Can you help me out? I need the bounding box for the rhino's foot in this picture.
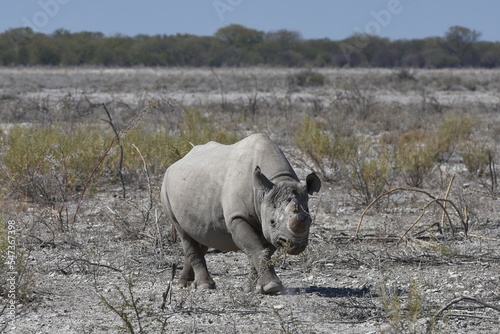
[255,281,283,295]
[192,279,216,290]
[178,279,216,290]
[177,279,193,288]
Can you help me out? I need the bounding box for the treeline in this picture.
[1,24,499,68]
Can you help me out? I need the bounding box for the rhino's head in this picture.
[254,166,321,255]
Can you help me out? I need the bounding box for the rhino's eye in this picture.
[270,219,276,226]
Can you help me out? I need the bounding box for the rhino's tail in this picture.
[170,223,178,242]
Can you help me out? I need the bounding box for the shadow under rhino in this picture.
[281,286,374,298]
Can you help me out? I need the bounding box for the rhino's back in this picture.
[162,134,297,250]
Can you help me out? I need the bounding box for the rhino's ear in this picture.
[306,172,321,195]
[254,166,274,192]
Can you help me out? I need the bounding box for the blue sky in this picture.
[1,0,499,41]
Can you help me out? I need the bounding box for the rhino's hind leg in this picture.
[178,255,194,288]
[178,233,216,290]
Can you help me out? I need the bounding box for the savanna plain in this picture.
[1,67,500,333]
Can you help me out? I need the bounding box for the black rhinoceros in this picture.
[160,133,321,294]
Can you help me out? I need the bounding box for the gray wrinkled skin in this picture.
[161,133,321,294]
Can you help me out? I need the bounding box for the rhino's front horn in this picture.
[288,214,310,236]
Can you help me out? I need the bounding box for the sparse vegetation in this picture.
[395,129,438,188]
[0,107,237,204]
[435,114,476,161]
[1,67,499,333]
[3,124,108,203]
[379,279,424,334]
[98,275,154,334]
[461,141,491,177]
[287,69,326,88]
[347,139,393,205]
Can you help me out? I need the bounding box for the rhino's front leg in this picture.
[229,218,282,294]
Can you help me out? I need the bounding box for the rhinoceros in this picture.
[160,133,321,294]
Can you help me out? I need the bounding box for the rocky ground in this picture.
[1,67,500,333]
[3,165,500,333]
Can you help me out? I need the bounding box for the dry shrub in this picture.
[287,69,325,88]
[295,115,331,161]
[295,114,356,180]
[3,124,108,202]
[332,79,377,121]
[435,114,476,161]
[1,109,237,203]
[461,142,498,193]
[461,141,492,177]
[396,129,437,188]
[347,140,393,205]
[120,109,238,179]
[296,115,392,204]
[380,279,424,334]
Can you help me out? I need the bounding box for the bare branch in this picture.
[430,296,500,330]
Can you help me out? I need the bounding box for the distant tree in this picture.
[259,29,303,66]
[361,36,392,66]
[213,25,265,66]
[477,42,500,68]
[301,39,339,66]
[28,35,61,65]
[398,39,426,68]
[0,24,497,68]
[0,28,33,65]
[214,24,264,47]
[444,26,481,66]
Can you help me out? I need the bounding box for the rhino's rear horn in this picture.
[286,199,300,213]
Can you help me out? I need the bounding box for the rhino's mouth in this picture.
[276,237,308,255]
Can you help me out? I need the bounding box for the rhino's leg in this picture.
[178,255,194,288]
[178,233,216,290]
[229,219,283,294]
